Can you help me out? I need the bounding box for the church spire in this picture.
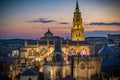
[75,0,80,13]
[24,40,28,47]
[71,0,84,41]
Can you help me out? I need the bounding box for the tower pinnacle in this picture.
[75,0,80,13]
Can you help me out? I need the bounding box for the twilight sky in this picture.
[0,0,120,39]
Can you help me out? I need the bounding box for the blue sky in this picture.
[0,0,120,39]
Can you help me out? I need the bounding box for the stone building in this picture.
[44,41,71,80]
[20,0,101,80]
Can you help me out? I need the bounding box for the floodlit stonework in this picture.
[20,0,101,80]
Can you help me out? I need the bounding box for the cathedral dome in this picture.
[98,44,114,55]
[44,29,53,37]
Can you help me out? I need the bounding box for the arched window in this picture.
[76,32,80,37]
[29,49,36,56]
[80,48,87,56]
[29,50,32,56]
[33,50,36,56]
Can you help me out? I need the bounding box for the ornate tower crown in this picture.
[71,0,84,41]
[75,0,80,13]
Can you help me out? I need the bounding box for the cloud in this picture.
[85,30,120,37]
[41,26,71,29]
[88,22,120,26]
[60,22,69,24]
[26,18,56,23]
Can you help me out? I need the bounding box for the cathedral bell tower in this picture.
[71,0,84,41]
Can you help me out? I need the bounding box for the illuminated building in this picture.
[71,0,84,41]
[12,50,19,57]
[44,41,71,80]
[20,0,101,80]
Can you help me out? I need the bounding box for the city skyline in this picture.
[0,0,120,39]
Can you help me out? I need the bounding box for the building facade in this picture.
[20,0,101,80]
[44,41,71,80]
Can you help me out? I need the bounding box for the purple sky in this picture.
[0,0,120,39]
